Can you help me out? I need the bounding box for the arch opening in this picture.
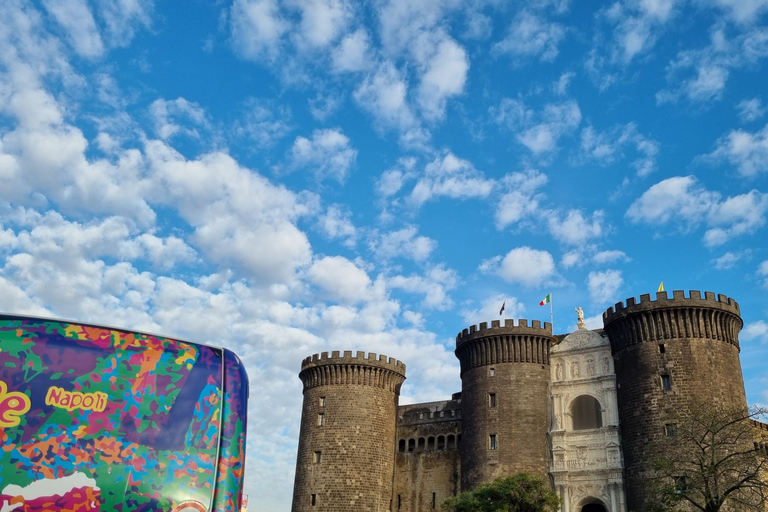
[581,503,607,512]
[571,395,602,430]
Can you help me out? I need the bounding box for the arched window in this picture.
[418,437,426,451]
[427,436,435,450]
[447,434,455,449]
[399,439,406,453]
[437,435,445,450]
[571,395,602,430]
[408,439,415,452]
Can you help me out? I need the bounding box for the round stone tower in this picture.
[603,290,746,512]
[291,350,406,512]
[455,319,553,490]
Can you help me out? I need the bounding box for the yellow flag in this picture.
[658,280,664,292]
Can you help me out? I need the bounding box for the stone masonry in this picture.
[291,351,406,512]
[291,290,760,512]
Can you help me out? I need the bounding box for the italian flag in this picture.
[539,293,551,306]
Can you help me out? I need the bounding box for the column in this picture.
[561,485,569,512]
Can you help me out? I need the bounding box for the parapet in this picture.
[298,350,406,393]
[603,290,740,325]
[456,318,553,348]
[300,350,405,374]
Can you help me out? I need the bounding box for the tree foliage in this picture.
[441,472,560,512]
[646,403,768,512]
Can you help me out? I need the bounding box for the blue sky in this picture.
[1,0,768,510]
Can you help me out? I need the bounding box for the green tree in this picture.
[647,403,768,512]
[441,472,560,512]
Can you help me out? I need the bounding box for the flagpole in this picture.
[550,292,554,334]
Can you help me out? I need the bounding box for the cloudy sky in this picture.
[1,0,768,509]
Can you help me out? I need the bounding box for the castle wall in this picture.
[291,351,406,512]
[455,319,553,490]
[393,400,462,512]
[604,291,747,512]
[290,289,754,512]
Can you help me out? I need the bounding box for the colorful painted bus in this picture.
[0,314,248,512]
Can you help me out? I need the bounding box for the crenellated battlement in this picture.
[456,318,553,347]
[603,290,743,353]
[301,350,406,373]
[298,350,406,393]
[455,319,553,372]
[603,290,740,324]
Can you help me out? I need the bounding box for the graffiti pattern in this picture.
[0,317,247,512]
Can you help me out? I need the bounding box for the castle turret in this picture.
[603,290,746,512]
[455,319,553,490]
[291,350,406,512]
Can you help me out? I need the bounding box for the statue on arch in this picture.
[575,306,585,329]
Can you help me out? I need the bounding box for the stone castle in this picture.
[290,290,754,512]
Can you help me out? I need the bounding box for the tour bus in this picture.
[0,314,248,512]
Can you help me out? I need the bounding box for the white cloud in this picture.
[601,0,680,64]
[461,295,526,327]
[494,10,566,62]
[230,0,289,61]
[741,320,768,343]
[332,28,372,72]
[376,158,417,199]
[235,100,292,147]
[706,123,768,177]
[561,247,629,269]
[481,246,556,287]
[354,61,416,133]
[736,98,767,122]
[587,269,623,304]
[316,205,357,247]
[371,226,436,262]
[463,8,492,40]
[286,128,357,182]
[593,250,629,264]
[517,101,582,154]
[495,169,548,229]
[561,250,581,269]
[307,256,372,303]
[94,0,153,48]
[289,0,351,49]
[691,65,730,102]
[759,260,768,288]
[374,1,471,124]
[42,0,104,58]
[548,209,606,246]
[627,176,768,246]
[377,0,454,56]
[417,36,469,120]
[579,122,659,176]
[627,176,716,225]
[491,98,534,130]
[709,0,768,24]
[657,27,768,105]
[409,152,494,207]
[308,92,342,121]
[147,143,315,284]
[712,251,743,270]
[704,190,768,246]
[149,98,208,140]
[553,72,575,95]
[0,56,156,226]
[388,265,458,310]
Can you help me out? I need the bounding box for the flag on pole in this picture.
[539,293,551,306]
[499,301,506,315]
[658,280,664,292]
